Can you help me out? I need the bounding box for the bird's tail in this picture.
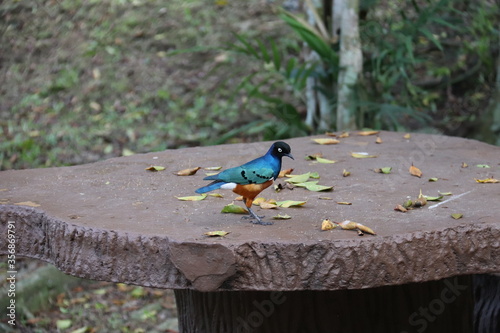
[195,180,224,194]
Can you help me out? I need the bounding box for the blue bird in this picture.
[196,141,294,225]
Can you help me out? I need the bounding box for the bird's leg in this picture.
[242,198,272,225]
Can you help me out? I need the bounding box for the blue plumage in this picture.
[195,141,293,194]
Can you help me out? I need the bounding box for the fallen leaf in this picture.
[56,319,72,330]
[409,164,423,178]
[221,203,248,214]
[451,213,463,220]
[374,167,392,174]
[204,230,230,237]
[145,165,165,171]
[294,181,333,192]
[428,177,439,182]
[413,190,427,207]
[439,191,452,196]
[474,178,499,183]
[403,199,413,208]
[319,197,333,200]
[312,138,340,145]
[337,201,352,205]
[476,164,491,168]
[375,136,383,144]
[325,132,337,137]
[337,220,357,230]
[461,162,468,168]
[403,133,411,139]
[315,157,337,164]
[204,166,222,171]
[285,172,311,183]
[305,153,323,160]
[260,201,278,209]
[342,169,351,177]
[321,219,336,231]
[339,132,350,138]
[253,197,266,205]
[357,130,379,136]
[14,201,41,207]
[209,193,224,198]
[204,172,219,176]
[394,204,408,212]
[356,223,376,235]
[273,214,292,220]
[310,172,320,179]
[176,194,207,201]
[278,168,294,177]
[424,195,443,201]
[175,166,201,176]
[276,200,307,208]
[351,152,377,158]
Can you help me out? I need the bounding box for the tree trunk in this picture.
[336,0,362,131]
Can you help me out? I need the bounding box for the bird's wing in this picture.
[218,166,274,185]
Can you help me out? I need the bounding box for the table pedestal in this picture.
[175,275,474,333]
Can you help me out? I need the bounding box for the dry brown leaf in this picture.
[339,132,350,138]
[278,168,294,178]
[375,136,383,144]
[325,132,337,137]
[409,164,422,178]
[337,220,358,230]
[461,162,468,168]
[14,201,41,207]
[337,201,352,205]
[342,169,351,177]
[356,223,376,235]
[321,219,336,231]
[357,130,379,136]
[145,165,165,172]
[312,138,340,145]
[394,204,408,212]
[175,166,201,176]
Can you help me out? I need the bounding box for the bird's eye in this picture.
[278,148,282,153]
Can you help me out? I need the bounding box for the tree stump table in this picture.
[1,132,499,332]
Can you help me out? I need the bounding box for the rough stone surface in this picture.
[1,132,499,292]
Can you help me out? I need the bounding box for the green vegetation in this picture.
[1,0,498,172]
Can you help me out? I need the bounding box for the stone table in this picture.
[1,132,499,332]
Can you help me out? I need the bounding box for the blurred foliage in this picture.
[0,0,498,170]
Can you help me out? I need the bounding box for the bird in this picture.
[196,141,294,225]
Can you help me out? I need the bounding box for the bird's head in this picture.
[271,141,294,160]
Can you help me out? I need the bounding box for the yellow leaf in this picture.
[253,197,266,205]
[14,201,41,207]
[338,220,357,230]
[175,167,201,176]
[260,201,278,209]
[357,130,379,136]
[209,193,224,198]
[221,203,248,214]
[312,138,340,145]
[339,132,350,138]
[342,169,351,177]
[176,194,207,201]
[315,157,337,164]
[321,219,336,231]
[461,162,468,168]
[319,197,333,200]
[375,136,383,144]
[204,230,230,237]
[278,168,294,178]
[305,153,323,160]
[336,201,352,205]
[451,213,463,220]
[475,178,499,183]
[273,214,292,220]
[351,152,377,158]
[356,223,376,235]
[145,165,165,171]
[403,133,411,139]
[409,164,423,178]
[276,200,307,208]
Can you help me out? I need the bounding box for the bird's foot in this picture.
[243,208,273,226]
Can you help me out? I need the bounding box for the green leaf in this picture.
[424,195,443,201]
[380,167,392,174]
[315,157,337,164]
[310,172,320,179]
[285,172,311,183]
[273,214,292,220]
[428,177,439,182]
[57,319,72,330]
[276,200,307,208]
[221,203,248,214]
[476,164,491,168]
[451,213,463,220]
[204,230,230,237]
[145,165,165,171]
[176,194,207,201]
[70,327,89,333]
[304,183,333,192]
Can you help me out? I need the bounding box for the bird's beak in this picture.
[287,153,294,160]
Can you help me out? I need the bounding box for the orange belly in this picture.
[233,180,274,208]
